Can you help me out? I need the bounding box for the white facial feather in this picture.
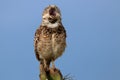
[43,14,49,19]
[42,20,59,28]
[48,23,59,28]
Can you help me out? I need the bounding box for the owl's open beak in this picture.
[49,8,56,16]
[48,7,59,23]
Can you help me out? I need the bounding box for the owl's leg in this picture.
[52,60,56,69]
[40,62,49,80]
[39,59,46,78]
[43,59,50,71]
[40,59,44,71]
[40,62,44,74]
[43,59,47,71]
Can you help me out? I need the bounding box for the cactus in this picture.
[40,68,63,80]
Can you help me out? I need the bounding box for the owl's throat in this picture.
[48,18,57,24]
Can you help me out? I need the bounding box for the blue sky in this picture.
[0,0,120,80]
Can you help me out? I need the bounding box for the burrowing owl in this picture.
[34,5,66,70]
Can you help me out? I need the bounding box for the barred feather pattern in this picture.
[34,23,66,68]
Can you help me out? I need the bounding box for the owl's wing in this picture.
[34,26,41,61]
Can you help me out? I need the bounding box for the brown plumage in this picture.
[34,5,66,70]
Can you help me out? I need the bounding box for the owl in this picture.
[34,5,66,71]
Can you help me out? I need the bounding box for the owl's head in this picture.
[42,5,61,27]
